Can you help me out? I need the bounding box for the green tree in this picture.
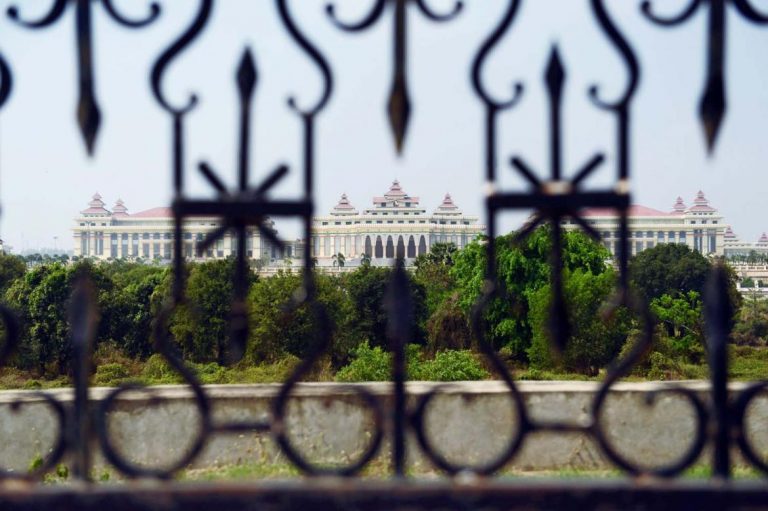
[733,296,768,346]
[649,291,704,363]
[5,261,115,375]
[414,242,457,316]
[170,259,255,364]
[420,242,457,266]
[247,271,354,365]
[527,268,628,375]
[452,226,609,358]
[342,265,427,354]
[107,264,167,358]
[425,292,470,354]
[0,253,26,295]
[332,252,345,269]
[629,244,710,301]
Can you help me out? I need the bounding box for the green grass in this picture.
[178,462,764,481]
[3,346,768,390]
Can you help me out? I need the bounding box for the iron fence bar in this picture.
[641,0,768,153]
[0,0,764,494]
[1,480,768,511]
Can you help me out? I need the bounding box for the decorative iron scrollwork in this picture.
[6,0,162,155]
[641,0,768,153]
[0,0,766,487]
[325,0,463,154]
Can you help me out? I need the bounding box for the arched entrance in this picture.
[396,236,405,259]
[386,236,394,258]
[375,236,383,258]
[407,235,416,258]
[365,236,373,257]
[418,235,427,256]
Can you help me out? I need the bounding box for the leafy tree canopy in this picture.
[451,226,610,358]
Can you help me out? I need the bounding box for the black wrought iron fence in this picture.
[0,0,767,509]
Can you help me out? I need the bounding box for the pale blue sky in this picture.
[0,0,767,252]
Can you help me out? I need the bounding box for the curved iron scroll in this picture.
[6,0,163,155]
[0,0,767,484]
[454,0,713,478]
[641,0,768,154]
[325,0,462,154]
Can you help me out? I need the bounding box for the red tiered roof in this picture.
[333,193,356,211]
[687,190,717,212]
[131,207,173,218]
[436,193,459,211]
[581,205,672,217]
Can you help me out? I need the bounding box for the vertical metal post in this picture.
[705,264,733,480]
[69,276,98,481]
[386,258,411,477]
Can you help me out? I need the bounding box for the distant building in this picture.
[72,193,290,261]
[311,180,485,267]
[564,191,729,257]
[723,227,768,259]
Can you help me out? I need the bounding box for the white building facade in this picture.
[311,181,485,267]
[72,193,285,261]
[564,191,728,257]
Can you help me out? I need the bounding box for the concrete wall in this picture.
[0,381,766,475]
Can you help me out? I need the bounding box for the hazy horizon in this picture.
[1,1,766,253]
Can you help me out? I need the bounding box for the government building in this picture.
[565,191,729,257]
[310,180,485,267]
[72,193,288,262]
[72,181,486,268]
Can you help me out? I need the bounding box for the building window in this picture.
[657,231,664,240]
[668,231,675,240]
[636,231,644,238]
[679,231,687,242]
[645,231,653,237]
[635,241,643,254]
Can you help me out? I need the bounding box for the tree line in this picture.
[0,226,755,382]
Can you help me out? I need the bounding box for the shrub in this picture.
[416,350,488,381]
[140,354,183,384]
[93,363,131,386]
[425,293,471,354]
[335,342,425,382]
[191,362,228,384]
[235,356,302,383]
[336,342,487,382]
[335,342,390,382]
